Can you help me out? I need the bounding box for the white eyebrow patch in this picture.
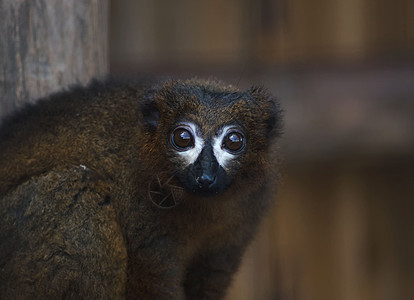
[177,122,204,166]
[212,126,237,170]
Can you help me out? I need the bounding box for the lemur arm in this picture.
[183,244,245,300]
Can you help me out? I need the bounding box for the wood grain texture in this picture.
[0,0,108,118]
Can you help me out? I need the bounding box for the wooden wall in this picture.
[226,159,414,300]
[0,0,108,118]
[110,0,414,70]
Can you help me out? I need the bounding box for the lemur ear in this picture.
[141,92,160,130]
[249,86,283,138]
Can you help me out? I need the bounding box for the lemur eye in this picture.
[171,127,194,150]
[222,131,245,153]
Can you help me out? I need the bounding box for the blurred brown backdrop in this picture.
[109,1,414,299]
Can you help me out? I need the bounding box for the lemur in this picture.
[0,77,282,299]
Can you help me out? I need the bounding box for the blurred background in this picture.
[1,1,413,299]
[109,1,414,299]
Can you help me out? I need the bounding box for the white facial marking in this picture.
[177,122,204,166]
[212,126,237,170]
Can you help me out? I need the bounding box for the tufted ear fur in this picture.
[249,86,283,139]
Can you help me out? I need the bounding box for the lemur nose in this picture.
[196,174,217,189]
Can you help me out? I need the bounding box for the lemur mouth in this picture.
[148,173,184,209]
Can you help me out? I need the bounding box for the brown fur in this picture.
[0,78,282,299]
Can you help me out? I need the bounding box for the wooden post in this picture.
[0,0,109,119]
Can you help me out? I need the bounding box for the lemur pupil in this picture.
[172,128,193,149]
[225,132,244,152]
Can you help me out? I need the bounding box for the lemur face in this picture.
[169,121,246,196]
[142,79,281,198]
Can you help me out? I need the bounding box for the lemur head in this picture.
[141,79,282,199]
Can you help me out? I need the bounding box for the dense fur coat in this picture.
[0,78,282,299]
